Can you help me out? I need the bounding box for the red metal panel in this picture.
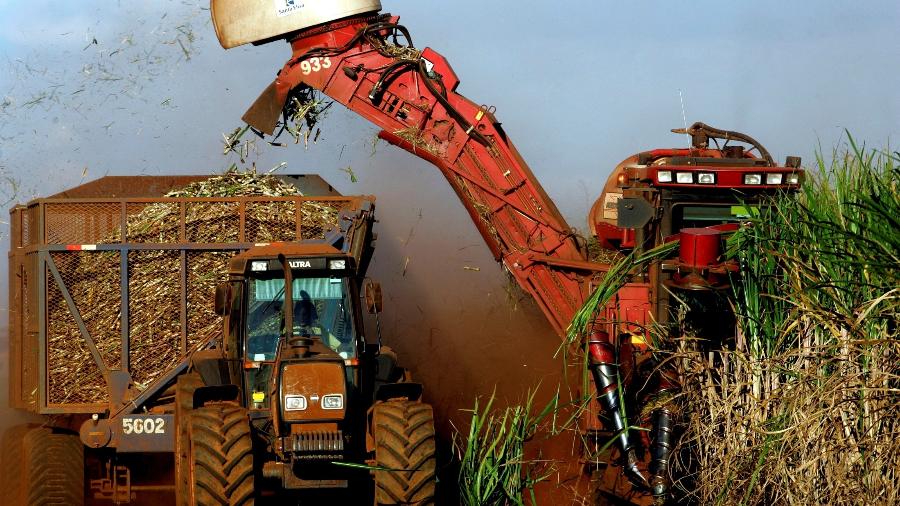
[678,228,722,268]
[616,283,652,338]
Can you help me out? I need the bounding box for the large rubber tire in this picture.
[188,402,255,506]
[176,372,205,506]
[1,423,37,506]
[22,427,84,506]
[373,399,437,505]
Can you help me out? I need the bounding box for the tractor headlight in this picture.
[743,174,763,185]
[766,173,784,185]
[657,170,673,183]
[697,173,715,184]
[786,173,800,185]
[676,172,693,184]
[284,395,307,411]
[321,394,343,410]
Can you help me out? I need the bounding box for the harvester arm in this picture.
[248,15,593,336]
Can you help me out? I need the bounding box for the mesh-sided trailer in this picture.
[4,175,375,502]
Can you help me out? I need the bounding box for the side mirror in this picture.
[214,283,232,316]
[364,281,383,314]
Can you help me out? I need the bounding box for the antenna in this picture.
[678,89,689,147]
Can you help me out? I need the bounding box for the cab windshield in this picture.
[673,203,761,230]
[246,276,357,361]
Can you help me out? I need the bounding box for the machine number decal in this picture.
[122,417,166,435]
[300,57,332,75]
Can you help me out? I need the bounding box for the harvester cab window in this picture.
[673,204,760,230]
[247,276,357,361]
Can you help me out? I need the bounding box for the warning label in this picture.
[603,192,622,220]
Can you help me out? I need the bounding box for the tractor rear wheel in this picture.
[22,427,84,506]
[1,423,37,506]
[188,402,255,506]
[373,399,437,505]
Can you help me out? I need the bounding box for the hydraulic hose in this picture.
[588,338,649,489]
[649,407,674,501]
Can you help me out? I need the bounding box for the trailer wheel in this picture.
[1,424,37,506]
[373,399,437,505]
[188,402,255,506]
[176,372,204,506]
[21,427,84,506]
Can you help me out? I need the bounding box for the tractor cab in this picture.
[197,198,435,500]
[215,242,384,489]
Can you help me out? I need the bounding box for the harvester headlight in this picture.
[766,173,784,185]
[321,394,344,410]
[657,170,673,183]
[284,395,307,411]
[697,173,715,184]
[676,172,693,184]
[743,174,763,185]
[251,261,268,272]
[786,173,800,185]
[328,259,346,270]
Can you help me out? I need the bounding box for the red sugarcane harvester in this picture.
[211,1,803,501]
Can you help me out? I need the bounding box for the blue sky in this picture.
[1,0,899,427]
[2,1,897,217]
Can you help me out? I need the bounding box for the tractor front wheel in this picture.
[372,399,437,505]
[188,402,255,506]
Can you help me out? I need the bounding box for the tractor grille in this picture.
[287,430,345,460]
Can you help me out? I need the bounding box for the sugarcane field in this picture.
[1,1,898,505]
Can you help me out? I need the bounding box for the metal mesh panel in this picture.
[300,200,350,240]
[47,261,109,405]
[185,202,240,243]
[20,208,29,247]
[20,205,39,246]
[21,253,38,409]
[45,202,122,245]
[128,250,182,389]
[186,251,233,350]
[125,202,181,243]
[22,255,33,334]
[245,200,298,242]
[51,251,123,370]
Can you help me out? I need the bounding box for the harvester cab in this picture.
[591,122,803,320]
[592,121,803,255]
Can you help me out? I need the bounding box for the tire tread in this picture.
[373,399,437,505]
